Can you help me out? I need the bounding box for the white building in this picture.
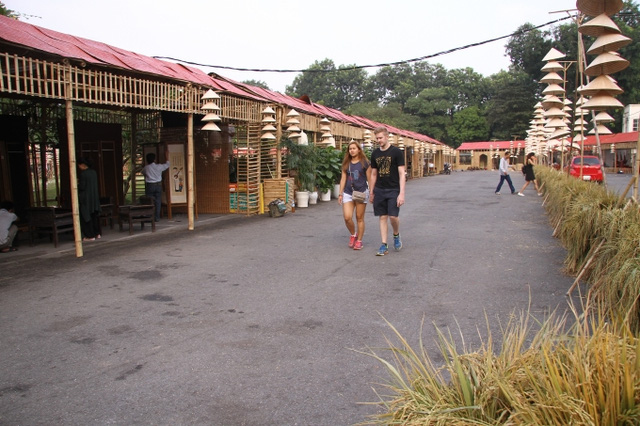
[622,104,640,132]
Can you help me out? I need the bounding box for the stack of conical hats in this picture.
[577,0,629,136]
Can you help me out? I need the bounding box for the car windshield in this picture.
[573,157,600,166]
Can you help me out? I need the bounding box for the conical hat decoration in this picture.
[577,74,623,96]
[581,92,624,110]
[572,133,586,142]
[540,72,565,84]
[578,13,621,37]
[550,127,571,139]
[545,117,568,128]
[541,61,564,72]
[587,32,632,55]
[543,107,567,118]
[584,51,630,76]
[594,111,615,122]
[542,84,566,95]
[576,0,623,17]
[541,95,564,109]
[542,47,566,62]
[589,124,613,134]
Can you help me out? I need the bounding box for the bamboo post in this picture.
[187,113,194,230]
[64,61,83,257]
[66,99,83,257]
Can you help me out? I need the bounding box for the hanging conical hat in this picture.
[594,111,615,122]
[540,72,565,84]
[577,74,623,96]
[545,117,568,128]
[541,95,564,108]
[541,61,564,72]
[578,13,621,36]
[550,127,571,139]
[542,84,566,95]
[581,92,624,110]
[542,48,566,62]
[201,89,220,101]
[587,32,632,55]
[584,52,629,76]
[543,107,568,118]
[576,0,623,17]
[589,124,613,134]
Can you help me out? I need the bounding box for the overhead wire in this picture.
[154,15,576,74]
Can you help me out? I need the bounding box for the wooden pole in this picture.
[66,99,83,257]
[187,113,194,231]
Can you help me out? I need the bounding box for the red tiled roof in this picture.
[581,131,638,145]
[0,15,216,86]
[0,15,445,143]
[458,141,525,151]
[458,132,638,151]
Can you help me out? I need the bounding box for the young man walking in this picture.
[370,127,406,256]
[495,151,516,195]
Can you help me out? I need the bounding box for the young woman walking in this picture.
[338,141,372,250]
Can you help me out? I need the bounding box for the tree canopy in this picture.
[283,2,640,147]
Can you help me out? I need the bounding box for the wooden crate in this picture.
[263,178,294,212]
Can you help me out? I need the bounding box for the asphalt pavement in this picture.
[0,170,603,425]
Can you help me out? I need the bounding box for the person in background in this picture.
[142,151,170,222]
[0,200,19,253]
[338,140,372,251]
[370,127,406,256]
[518,152,542,196]
[495,151,516,195]
[77,157,102,241]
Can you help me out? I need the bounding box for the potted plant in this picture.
[316,146,343,201]
[281,138,316,208]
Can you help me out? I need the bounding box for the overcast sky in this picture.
[10,0,577,93]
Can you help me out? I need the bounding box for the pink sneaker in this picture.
[348,234,357,248]
[353,240,363,250]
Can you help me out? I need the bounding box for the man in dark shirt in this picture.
[369,127,406,256]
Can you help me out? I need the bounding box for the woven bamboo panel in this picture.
[263,178,294,211]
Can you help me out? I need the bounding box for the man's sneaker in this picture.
[393,234,402,251]
[495,192,500,195]
[348,234,357,248]
[376,243,389,256]
[353,240,363,250]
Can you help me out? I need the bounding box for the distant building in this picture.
[622,105,640,133]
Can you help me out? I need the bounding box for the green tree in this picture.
[405,86,456,143]
[345,101,420,132]
[484,70,538,141]
[448,106,489,146]
[506,23,553,83]
[242,79,270,90]
[285,59,372,110]
[0,2,18,18]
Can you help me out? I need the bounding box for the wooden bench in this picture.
[28,207,74,248]
[118,204,155,235]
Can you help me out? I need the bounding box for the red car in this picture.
[568,155,603,182]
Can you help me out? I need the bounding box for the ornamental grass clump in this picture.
[360,310,640,425]
[536,167,640,332]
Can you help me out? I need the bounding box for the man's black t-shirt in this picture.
[370,145,404,190]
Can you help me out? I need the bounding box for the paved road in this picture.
[1,170,577,425]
